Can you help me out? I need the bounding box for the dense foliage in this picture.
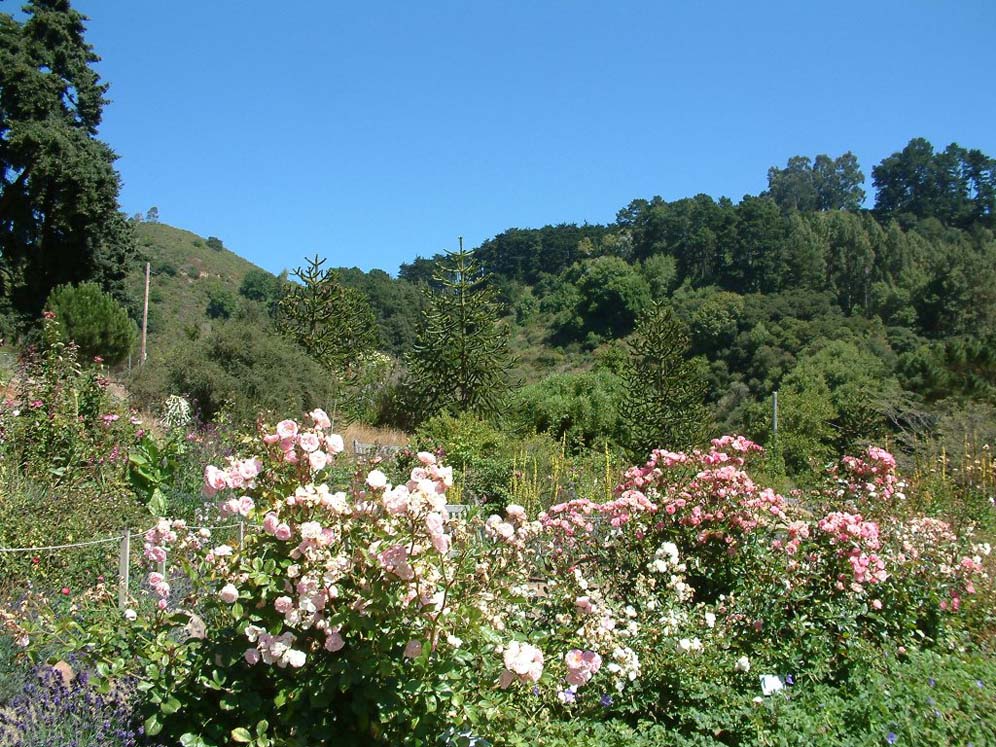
[46,282,137,365]
[0,0,135,325]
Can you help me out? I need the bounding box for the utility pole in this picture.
[140,262,150,365]
[772,390,779,441]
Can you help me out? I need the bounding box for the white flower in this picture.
[735,655,750,673]
[285,649,307,668]
[705,611,716,628]
[124,608,137,621]
[219,583,239,604]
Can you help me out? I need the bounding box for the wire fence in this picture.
[0,522,248,610]
[0,507,473,611]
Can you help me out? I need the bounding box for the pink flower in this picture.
[403,640,423,659]
[262,433,280,445]
[237,495,255,516]
[378,544,414,580]
[244,648,261,665]
[325,434,345,454]
[274,596,294,614]
[298,432,320,453]
[383,485,411,515]
[310,408,331,429]
[219,583,239,604]
[237,458,261,480]
[501,641,544,685]
[204,465,230,495]
[276,419,299,440]
[263,513,279,535]
[325,630,345,652]
[274,523,292,541]
[308,450,329,471]
[506,503,527,521]
[417,451,437,466]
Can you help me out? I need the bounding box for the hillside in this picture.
[123,222,273,361]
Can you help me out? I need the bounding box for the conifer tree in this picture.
[621,301,708,458]
[276,255,378,422]
[401,241,514,425]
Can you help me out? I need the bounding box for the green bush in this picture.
[507,369,624,450]
[45,283,137,365]
[161,310,337,422]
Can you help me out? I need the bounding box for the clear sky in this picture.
[10,0,996,276]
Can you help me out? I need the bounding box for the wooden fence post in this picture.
[118,529,130,610]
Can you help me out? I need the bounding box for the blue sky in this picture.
[13,0,996,275]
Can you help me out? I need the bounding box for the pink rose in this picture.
[403,640,423,659]
[276,419,299,440]
[263,512,279,535]
[275,523,292,541]
[325,630,345,652]
[244,648,261,665]
[308,450,329,471]
[262,433,280,446]
[309,408,332,429]
[325,434,344,454]
[204,465,230,495]
[274,596,294,614]
[417,451,437,466]
[298,432,320,453]
[238,495,255,516]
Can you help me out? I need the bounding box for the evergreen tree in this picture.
[45,281,136,364]
[277,255,378,373]
[0,0,135,319]
[401,241,514,425]
[621,301,708,458]
[276,255,379,422]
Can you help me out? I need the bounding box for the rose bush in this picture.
[9,418,994,746]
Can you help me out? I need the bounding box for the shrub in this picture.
[45,283,137,365]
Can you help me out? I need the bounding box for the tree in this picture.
[239,268,284,310]
[0,0,135,319]
[276,255,378,374]
[621,301,708,457]
[205,286,237,320]
[766,152,865,212]
[145,206,159,223]
[872,138,996,228]
[45,281,136,364]
[400,242,515,425]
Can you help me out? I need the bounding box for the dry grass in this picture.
[340,422,410,449]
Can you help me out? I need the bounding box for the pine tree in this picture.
[621,301,708,458]
[401,241,514,425]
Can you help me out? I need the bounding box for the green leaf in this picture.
[256,720,269,736]
[144,714,163,737]
[162,697,182,715]
[231,727,252,743]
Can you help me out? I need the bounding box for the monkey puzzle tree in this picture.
[401,242,515,426]
[277,255,379,422]
[621,301,708,458]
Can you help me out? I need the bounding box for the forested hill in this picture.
[113,137,996,472]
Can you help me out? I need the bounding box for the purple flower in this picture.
[600,693,613,707]
[785,674,794,685]
[886,732,897,745]
[928,677,936,687]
